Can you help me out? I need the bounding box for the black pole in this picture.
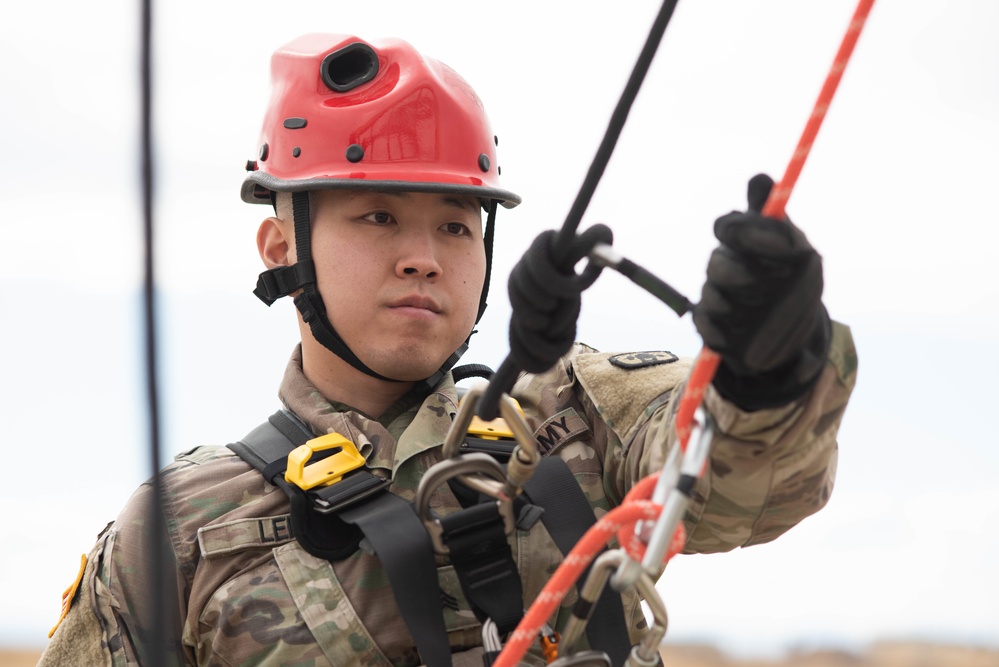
[140,1,167,665]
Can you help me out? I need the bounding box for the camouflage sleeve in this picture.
[682,321,857,551]
[41,466,193,666]
[574,321,858,553]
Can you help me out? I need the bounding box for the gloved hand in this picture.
[693,174,831,411]
[507,224,612,374]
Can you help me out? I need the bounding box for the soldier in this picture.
[39,33,857,667]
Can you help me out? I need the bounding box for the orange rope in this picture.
[675,0,875,454]
[494,477,664,667]
[493,2,876,665]
[763,0,877,219]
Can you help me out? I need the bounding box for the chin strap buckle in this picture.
[254,261,316,306]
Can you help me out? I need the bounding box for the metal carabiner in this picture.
[414,453,517,555]
[639,404,714,575]
[559,550,668,667]
[611,403,715,591]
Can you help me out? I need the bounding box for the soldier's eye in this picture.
[442,222,470,236]
[363,211,393,225]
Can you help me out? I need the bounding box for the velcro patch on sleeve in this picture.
[573,350,692,443]
[48,554,88,638]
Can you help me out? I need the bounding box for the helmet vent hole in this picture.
[321,43,379,93]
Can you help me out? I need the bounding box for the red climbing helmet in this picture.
[241,33,521,208]
[245,34,518,386]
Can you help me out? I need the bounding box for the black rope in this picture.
[607,255,696,317]
[553,0,681,260]
[478,0,681,420]
[140,1,168,665]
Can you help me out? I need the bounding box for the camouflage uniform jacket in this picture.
[40,323,857,667]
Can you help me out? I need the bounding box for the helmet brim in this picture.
[241,172,521,209]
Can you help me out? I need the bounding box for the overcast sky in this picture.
[2,0,998,657]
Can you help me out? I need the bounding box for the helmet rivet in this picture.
[245,160,257,172]
[494,135,499,146]
[283,117,308,130]
[292,147,302,158]
[478,154,490,173]
[346,144,365,163]
[259,143,269,161]
[498,166,502,176]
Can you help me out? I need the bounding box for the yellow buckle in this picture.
[465,397,524,440]
[284,433,365,490]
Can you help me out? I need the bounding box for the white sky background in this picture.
[2,0,997,657]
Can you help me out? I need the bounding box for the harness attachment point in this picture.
[465,395,523,441]
[415,453,516,555]
[285,432,365,490]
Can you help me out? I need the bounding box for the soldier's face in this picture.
[306,190,486,381]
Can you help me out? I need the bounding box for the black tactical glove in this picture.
[693,174,831,411]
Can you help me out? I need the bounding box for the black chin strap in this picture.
[254,191,491,390]
[477,200,497,322]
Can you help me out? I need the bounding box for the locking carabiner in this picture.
[414,453,517,555]
[559,550,668,667]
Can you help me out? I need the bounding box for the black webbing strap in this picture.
[523,458,632,667]
[228,412,452,667]
[438,502,524,634]
[231,411,312,481]
[337,494,453,667]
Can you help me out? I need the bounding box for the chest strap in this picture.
[233,410,632,666]
[228,411,452,667]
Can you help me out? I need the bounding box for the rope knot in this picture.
[507,224,613,373]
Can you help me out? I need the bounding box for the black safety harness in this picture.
[227,392,632,667]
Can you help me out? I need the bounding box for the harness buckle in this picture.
[414,453,516,555]
[466,395,521,440]
[285,432,366,490]
[459,396,525,460]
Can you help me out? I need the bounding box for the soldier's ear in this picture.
[257,216,296,269]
